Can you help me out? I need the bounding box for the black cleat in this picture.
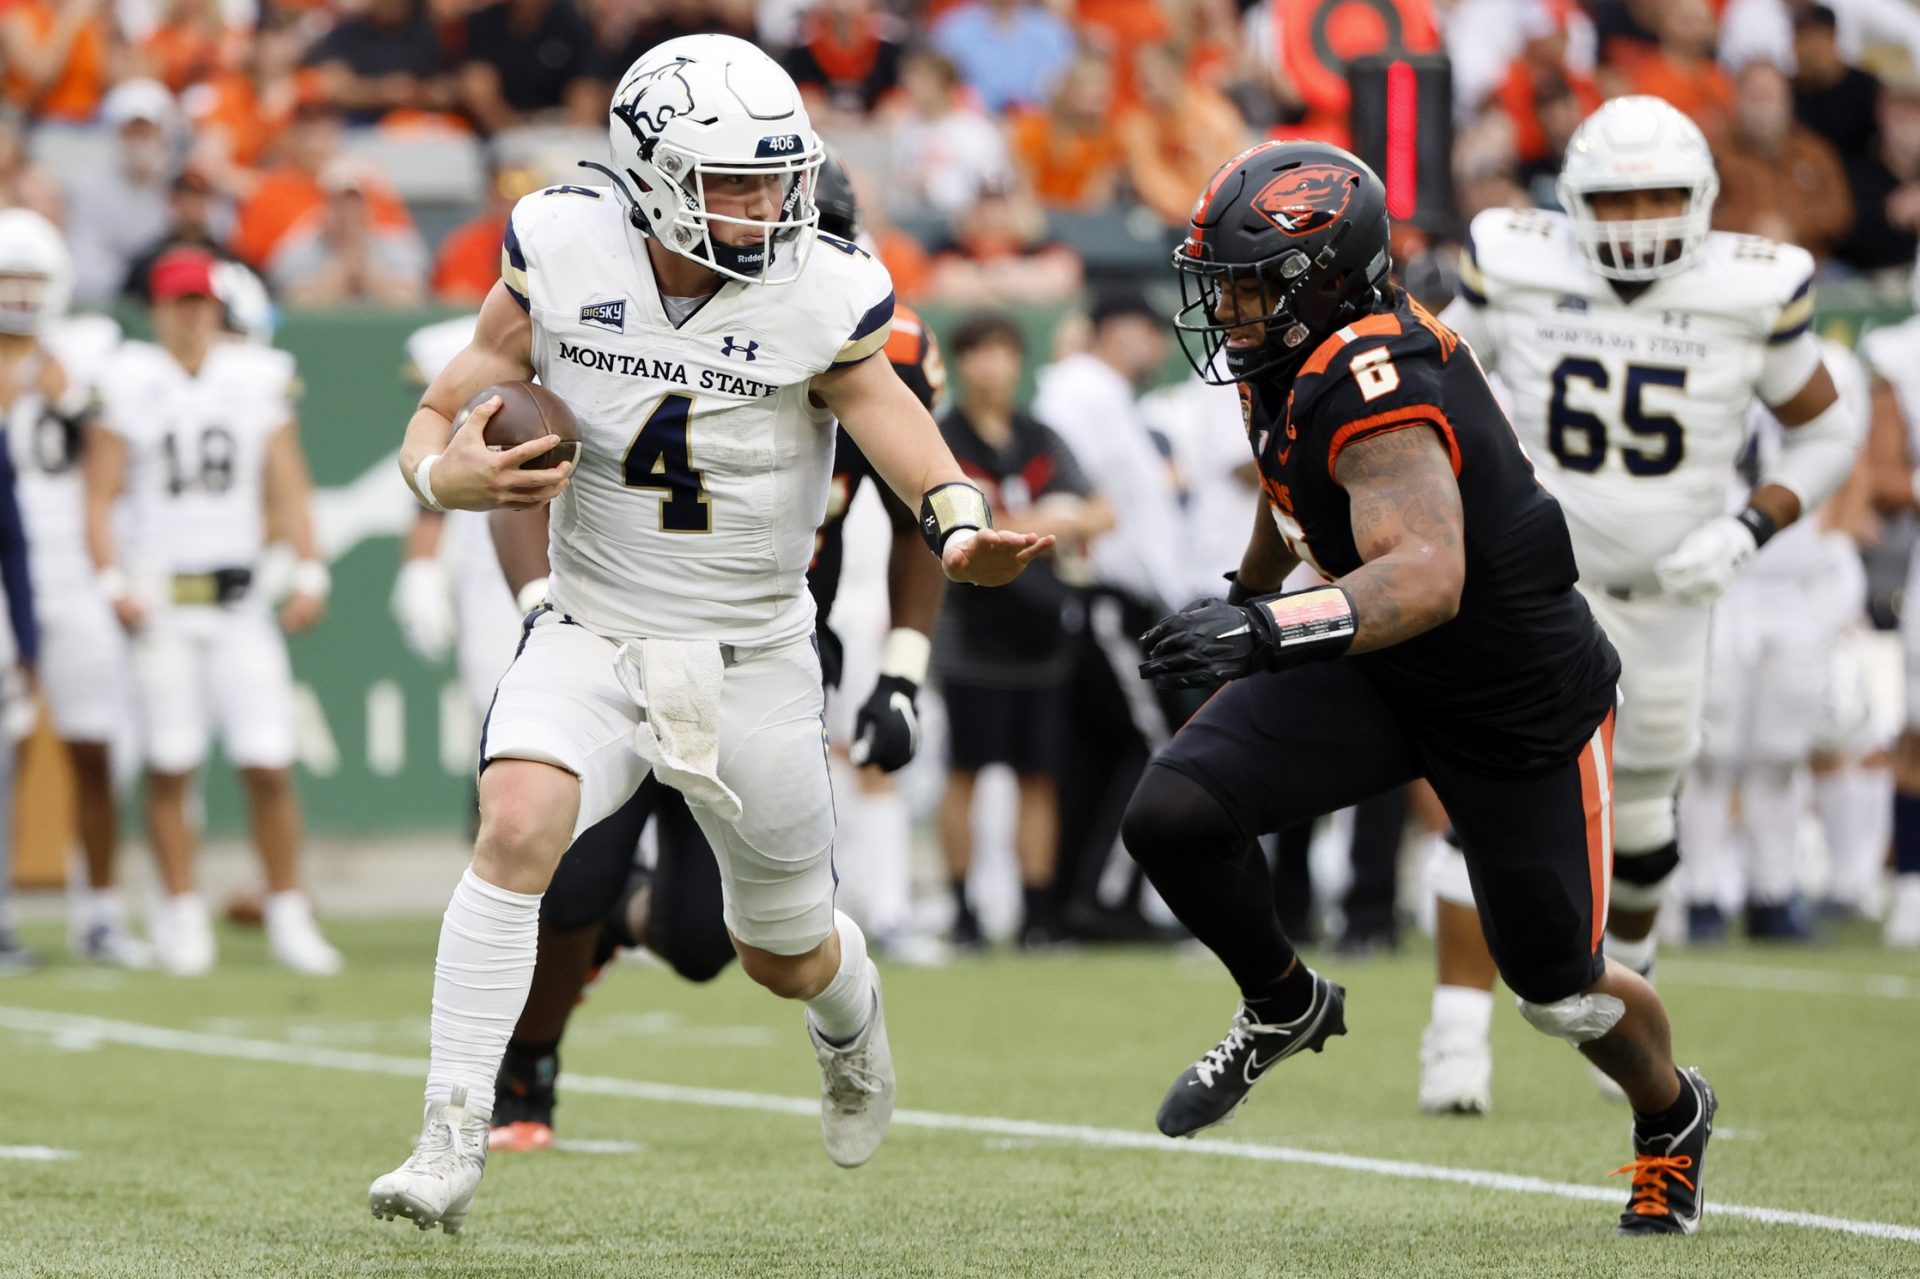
[1614,1067,1716,1236]
[489,1043,558,1152]
[1156,972,1347,1138]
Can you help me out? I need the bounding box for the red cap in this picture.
[150,248,218,302]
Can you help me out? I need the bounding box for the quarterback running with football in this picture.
[370,35,1046,1234]
[1419,97,1861,1112]
[1123,139,1715,1235]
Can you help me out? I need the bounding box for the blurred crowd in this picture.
[0,0,1913,317]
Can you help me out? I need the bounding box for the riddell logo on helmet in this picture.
[1251,166,1357,238]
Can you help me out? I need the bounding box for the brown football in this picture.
[461,381,581,470]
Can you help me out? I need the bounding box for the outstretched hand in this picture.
[941,528,1056,586]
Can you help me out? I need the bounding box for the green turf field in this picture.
[1,917,1916,1278]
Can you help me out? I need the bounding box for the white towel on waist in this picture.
[611,638,742,823]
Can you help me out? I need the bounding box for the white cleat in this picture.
[265,894,344,976]
[1885,875,1920,948]
[369,1086,490,1235]
[151,894,216,977]
[71,917,153,970]
[808,961,896,1168]
[1418,1020,1491,1115]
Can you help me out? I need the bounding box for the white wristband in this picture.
[515,575,549,615]
[413,452,447,513]
[292,559,331,599]
[96,566,129,602]
[878,627,931,686]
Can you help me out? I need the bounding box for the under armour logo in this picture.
[720,336,759,361]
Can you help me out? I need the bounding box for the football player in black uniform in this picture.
[1124,141,1716,1236]
[484,153,946,1151]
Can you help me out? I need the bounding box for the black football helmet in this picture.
[815,149,860,242]
[1172,140,1392,385]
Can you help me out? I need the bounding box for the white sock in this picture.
[424,867,541,1120]
[1678,763,1733,908]
[1741,762,1810,905]
[1818,766,1892,907]
[263,889,312,929]
[805,911,873,1045]
[86,887,127,928]
[1431,984,1493,1036]
[1604,929,1658,977]
[863,789,912,939]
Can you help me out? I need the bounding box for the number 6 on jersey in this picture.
[621,392,711,533]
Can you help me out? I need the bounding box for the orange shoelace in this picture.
[1611,1154,1696,1216]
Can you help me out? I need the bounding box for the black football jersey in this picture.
[808,305,943,620]
[1245,290,1620,774]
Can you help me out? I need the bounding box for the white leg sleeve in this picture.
[1818,764,1892,909]
[425,867,541,1120]
[1678,762,1733,909]
[1740,762,1810,906]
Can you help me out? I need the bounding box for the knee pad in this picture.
[1610,838,1680,912]
[1422,833,1474,908]
[1516,991,1625,1045]
[1612,785,1678,854]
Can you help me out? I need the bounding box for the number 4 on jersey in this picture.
[621,393,712,533]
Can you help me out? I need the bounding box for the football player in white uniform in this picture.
[369,35,1049,1234]
[1682,340,1873,940]
[1861,278,1920,947]
[1420,97,1862,1112]
[0,209,150,967]
[84,247,343,979]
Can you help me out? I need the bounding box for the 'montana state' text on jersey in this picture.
[1248,290,1620,774]
[8,315,119,596]
[502,183,896,646]
[810,303,942,623]
[99,338,299,581]
[1449,208,1822,589]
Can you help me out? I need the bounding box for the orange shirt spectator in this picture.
[0,0,108,122]
[1008,54,1124,212]
[432,165,541,303]
[1714,61,1854,258]
[875,227,931,304]
[1117,45,1248,227]
[1074,0,1168,110]
[137,0,248,93]
[1621,0,1734,138]
[232,109,415,270]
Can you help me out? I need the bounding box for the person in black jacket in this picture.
[932,310,1112,947]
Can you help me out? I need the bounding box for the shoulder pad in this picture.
[1692,233,1816,343]
[798,234,896,369]
[1459,207,1585,304]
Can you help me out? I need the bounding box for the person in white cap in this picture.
[65,78,180,306]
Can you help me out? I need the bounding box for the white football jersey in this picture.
[1447,208,1822,587]
[7,314,120,596]
[99,338,298,580]
[501,183,895,646]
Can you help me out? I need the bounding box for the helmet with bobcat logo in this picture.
[1172,140,1391,385]
[597,33,824,286]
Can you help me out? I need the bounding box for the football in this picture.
[462,381,581,470]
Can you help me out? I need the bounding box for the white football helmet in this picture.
[1556,95,1719,282]
[212,260,276,345]
[592,34,823,286]
[0,208,72,336]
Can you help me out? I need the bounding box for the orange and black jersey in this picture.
[809,303,945,621]
[1245,290,1619,774]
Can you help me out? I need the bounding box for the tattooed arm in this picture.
[1238,492,1300,594]
[1332,426,1465,653]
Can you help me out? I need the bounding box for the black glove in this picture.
[814,624,845,691]
[1137,598,1279,689]
[852,673,920,771]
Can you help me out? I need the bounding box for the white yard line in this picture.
[1,1005,1915,1244]
[1659,962,1920,1001]
[0,1145,78,1161]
